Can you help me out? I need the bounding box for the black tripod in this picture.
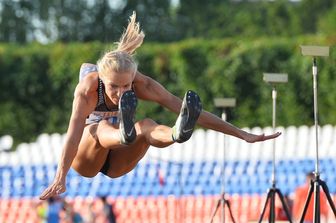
[299,47,336,223]
[210,100,236,223]
[259,182,292,223]
[300,172,336,223]
[210,193,235,223]
[259,74,292,223]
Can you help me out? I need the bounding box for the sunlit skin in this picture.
[39,10,282,201]
[39,66,281,200]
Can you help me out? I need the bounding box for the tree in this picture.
[0,0,33,43]
[120,0,177,42]
[298,0,336,33]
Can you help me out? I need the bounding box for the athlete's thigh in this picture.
[103,121,152,178]
[71,123,112,177]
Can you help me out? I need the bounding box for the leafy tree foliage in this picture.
[1,0,336,146]
[1,36,336,145]
[1,0,336,43]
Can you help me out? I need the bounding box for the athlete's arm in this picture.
[134,71,280,142]
[133,71,182,112]
[40,79,96,200]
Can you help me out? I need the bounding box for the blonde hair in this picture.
[97,11,145,79]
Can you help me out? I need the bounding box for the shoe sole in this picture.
[119,90,137,144]
[175,90,202,142]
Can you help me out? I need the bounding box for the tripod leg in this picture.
[314,181,321,223]
[224,199,236,223]
[210,199,222,223]
[320,179,336,217]
[299,180,314,223]
[275,189,293,223]
[269,189,276,223]
[258,190,272,223]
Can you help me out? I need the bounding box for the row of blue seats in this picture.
[1,159,336,197]
[1,161,335,184]
[2,158,336,176]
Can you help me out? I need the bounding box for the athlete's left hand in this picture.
[39,178,66,200]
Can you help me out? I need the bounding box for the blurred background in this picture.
[1,0,336,222]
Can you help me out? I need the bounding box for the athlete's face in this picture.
[102,71,135,105]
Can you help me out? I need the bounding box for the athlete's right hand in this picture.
[39,179,66,200]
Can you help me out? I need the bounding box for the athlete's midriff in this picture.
[86,110,120,125]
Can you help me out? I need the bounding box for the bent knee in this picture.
[135,118,158,136]
[96,120,117,135]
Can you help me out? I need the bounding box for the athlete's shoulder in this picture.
[80,63,97,70]
[76,72,99,97]
[79,63,98,80]
[133,71,149,85]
